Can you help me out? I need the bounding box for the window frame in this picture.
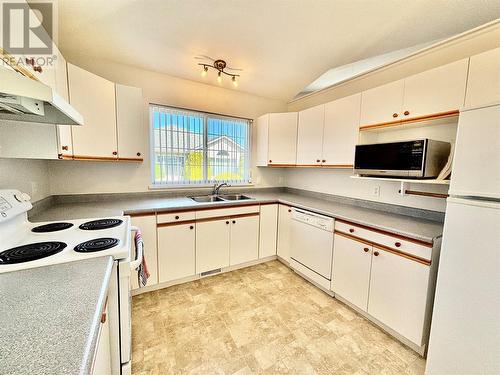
[149,104,253,188]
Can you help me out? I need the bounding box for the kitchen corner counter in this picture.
[30,191,444,243]
[0,256,114,375]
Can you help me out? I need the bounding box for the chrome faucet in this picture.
[212,182,230,195]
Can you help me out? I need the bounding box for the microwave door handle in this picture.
[129,226,143,271]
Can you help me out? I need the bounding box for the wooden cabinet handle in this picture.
[404,111,410,116]
[189,225,194,230]
[175,215,179,220]
[25,57,35,66]
[136,152,141,157]
[288,209,292,213]
[316,159,320,163]
[62,145,69,151]
[269,160,272,163]
[395,242,401,248]
[349,228,355,233]
[232,220,236,224]
[374,251,380,256]
[101,311,107,323]
[112,151,117,155]
[33,66,43,73]
[363,247,370,253]
[226,221,230,224]
[322,159,326,163]
[392,113,398,118]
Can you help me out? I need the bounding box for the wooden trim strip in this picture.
[196,212,260,223]
[72,155,118,161]
[117,157,144,162]
[0,48,38,80]
[335,218,433,247]
[268,164,297,167]
[401,190,449,199]
[359,110,459,131]
[157,219,196,228]
[321,164,353,169]
[335,231,431,266]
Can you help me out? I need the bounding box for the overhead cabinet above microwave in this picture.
[359,59,469,129]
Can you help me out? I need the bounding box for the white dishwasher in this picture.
[289,208,334,290]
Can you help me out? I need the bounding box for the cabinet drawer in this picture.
[157,211,196,224]
[195,205,260,219]
[335,220,432,261]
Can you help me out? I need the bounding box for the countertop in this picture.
[0,256,114,375]
[30,191,444,243]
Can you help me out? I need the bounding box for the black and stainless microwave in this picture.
[354,139,451,178]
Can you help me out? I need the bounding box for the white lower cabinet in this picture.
[196,219,231,273]
[230,215,259,266]
[157,223,196,283]
[130,215,158,290]
[92,305,111,375]
[368,247,430,345]
[277,205,292,262]
[259,204,278,258]
[331,234,372,311]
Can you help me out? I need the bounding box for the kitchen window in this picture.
[150,105,251,186]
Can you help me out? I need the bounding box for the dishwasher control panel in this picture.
[291,208,334,232]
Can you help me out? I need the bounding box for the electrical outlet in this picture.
[373,185,380,197]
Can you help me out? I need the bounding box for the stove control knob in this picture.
[14,192,31,202]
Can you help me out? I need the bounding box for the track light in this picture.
[232,76,238,87]
[201,66,208,77]
[195,58,241,86]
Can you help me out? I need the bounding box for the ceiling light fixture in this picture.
[196,56,241,87]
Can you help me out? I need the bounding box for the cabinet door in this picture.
[116,84,144,159]
[157,223,195,283]
[368,247,430,345]
[322,93,361,166]
[130,215,158,290]
[402,59,468,119]
[259,204,278,258]
[465,47,500,108]
[359,80,404,126]
[268,112,298,165]
[331,234,372,311]
[277,205,292,262]
[68,63,117,158]
[230,215,259,266]
[92,305,112,375]
[296,105,325,165]
[256,114,269,167]
[196,219,230,273]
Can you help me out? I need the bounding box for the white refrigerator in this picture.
[426,103,500,374]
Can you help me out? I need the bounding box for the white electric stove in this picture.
[0,189,141,375]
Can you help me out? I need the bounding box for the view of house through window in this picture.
[151,105,251,186]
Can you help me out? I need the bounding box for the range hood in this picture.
[0,69,84,126]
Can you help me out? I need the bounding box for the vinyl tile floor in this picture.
[131,260,426,374]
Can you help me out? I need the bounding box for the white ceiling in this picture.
[57,0,500,101]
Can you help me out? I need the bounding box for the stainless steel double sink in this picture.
[189,194,252,203]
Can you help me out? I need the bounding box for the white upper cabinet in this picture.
[402,59,468,119]
[322,93,361,166]
[465,47,500,108]
[359,80,405,127]
[267,112,298,165]
[256,114,270,167]
[116,84,144,160]
[296,105,325,165]
[68,63,118,158]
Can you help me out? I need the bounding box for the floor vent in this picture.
[201,268,222,277]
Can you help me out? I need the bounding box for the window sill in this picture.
[148,183,255,190]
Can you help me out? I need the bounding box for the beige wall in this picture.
[0,159,50,202]
[48,53,288,195]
